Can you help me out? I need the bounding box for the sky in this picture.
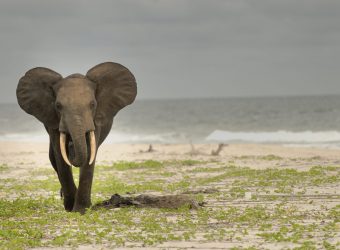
[0,0,340,103]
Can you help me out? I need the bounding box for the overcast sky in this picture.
[0,0,340,103]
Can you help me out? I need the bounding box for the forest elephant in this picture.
[16,62,137,213]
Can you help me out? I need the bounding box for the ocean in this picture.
[2,95,340,147]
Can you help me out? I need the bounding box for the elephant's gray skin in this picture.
[16,62,137,213]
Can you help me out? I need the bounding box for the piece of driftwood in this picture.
[211,143,226,156]
[147,144,154,152]
[92,194,204,210]
[139,144,155,153]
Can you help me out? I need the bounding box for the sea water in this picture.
[1,95,340,147]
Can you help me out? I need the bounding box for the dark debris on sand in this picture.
[92,193,206,210]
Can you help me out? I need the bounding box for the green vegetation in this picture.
[111,160,163,170]
[0,164,9,172]
[0,158,339,249]
[234,154,283,161]
[108,159,205,171]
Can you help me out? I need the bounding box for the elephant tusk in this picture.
[60,132,72,167]
[89,131,96,165]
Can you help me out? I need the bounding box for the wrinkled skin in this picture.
[16,62,137,213]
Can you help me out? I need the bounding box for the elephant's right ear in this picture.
[86,62,137,127]
[16,67,62,129]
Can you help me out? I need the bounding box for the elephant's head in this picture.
[16,62,137,167]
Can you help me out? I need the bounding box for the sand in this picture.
[1,141,340,249]
[1,142,340,179]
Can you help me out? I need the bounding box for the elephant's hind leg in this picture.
[49,142,59,174]
[49,143,63,198]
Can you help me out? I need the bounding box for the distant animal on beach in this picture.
[16,62,137,213]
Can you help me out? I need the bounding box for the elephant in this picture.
[16,62,137,213]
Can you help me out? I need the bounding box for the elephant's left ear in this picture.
[16,67,62,128]
[86,62,137,127]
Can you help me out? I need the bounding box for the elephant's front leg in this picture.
[50,147,77,211]
[54,152,77,211]
[50,132,77,211]
[72,163,95,213]
[58,164,77,211]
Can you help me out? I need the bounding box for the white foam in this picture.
[4,129,340,146]
[105,131,185,144]
[0,131,183,144]
[0,132,48,142]
[205,130,340,144]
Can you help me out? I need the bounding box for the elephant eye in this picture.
[55,102,62,111]
[90,101,96,109]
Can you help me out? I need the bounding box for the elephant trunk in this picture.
[59,114,97,168]
[70,128,88,168]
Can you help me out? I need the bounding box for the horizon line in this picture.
[1,93,340,104]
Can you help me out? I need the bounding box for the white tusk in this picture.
[60,132,72,167]
[89,131,96,165]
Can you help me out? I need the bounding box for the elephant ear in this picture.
[86,62,137,127]
[16,67,62,128]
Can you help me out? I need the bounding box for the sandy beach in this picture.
[1,142,339,249]
[1,142,340,178]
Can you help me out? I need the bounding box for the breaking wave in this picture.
[3,129,340,148]
[0,131,187,144]
[205,130,340,144]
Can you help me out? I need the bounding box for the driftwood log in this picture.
[211,143,226,156]
[92,194,204,210]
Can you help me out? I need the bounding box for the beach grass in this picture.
[0,159,339,249]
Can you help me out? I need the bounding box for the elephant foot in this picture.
[72,207,86,214]
[63,196,75,212]
[72,203,91,214]
[72,198,92,214]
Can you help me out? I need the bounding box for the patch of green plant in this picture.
[0,164,9,172]
[159,172,176,177]
[211,206,269,226]
[229,186,247,198]
[93,175,166,195]
[188,166,228,173]
[323,240,338,250]
[234,155,255,160]
[166,179,192,192]
[257,225,297,243]
[109,159,207,172]
[112,160,164,171]
[293,241,317,250]
[328,205,340,222]
[30,168,55,176]
[195,165,340,194]
[169,159,205,166]
[259,154,283,161]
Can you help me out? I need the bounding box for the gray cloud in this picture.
[0,0,340,103]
